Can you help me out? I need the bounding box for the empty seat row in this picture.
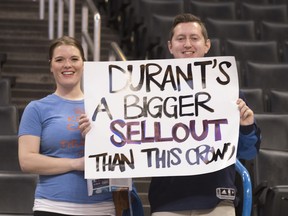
[108,0,288,59]
[242,88,288,113]
[252,113,288,216]
[243,62,288,90]
[149,17,288,61]
[190,1,288,26]
[252,148,288,216]
[146,19,288,63]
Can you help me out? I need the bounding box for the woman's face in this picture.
[50,44,84,89]
[168,22,211,59]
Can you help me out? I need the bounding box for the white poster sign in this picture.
[84,56,239,179]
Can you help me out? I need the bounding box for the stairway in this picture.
[0,0,120,117]
[0,0,51,116]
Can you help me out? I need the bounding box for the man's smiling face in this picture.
[168,22,211,59]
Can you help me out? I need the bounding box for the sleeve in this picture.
[18,101,42,137]
[237,124,261,160]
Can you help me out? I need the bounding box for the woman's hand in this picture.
[237,98,254,126]
[79,114,91,137]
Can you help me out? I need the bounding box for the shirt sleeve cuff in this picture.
[240,124,255,135]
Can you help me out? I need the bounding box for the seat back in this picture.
[206,19,256,42]
[254,114,288,151]
[244,62,288,91]
[0,135,21,171]
[149,14,174,59]
[254,149,288,187]
[241,88,265,113]
[206,38,222,57]
[206,19,257,54]
[0,105,19,135]
[241,3,288,23]
[188,1,237,21]
[0,172,38,214]
[262,185,288,216]
[134,0,185,58]
[269,90,288,113]
[225,40,279,65]
[241,3,288,38]
[260,21,288,61]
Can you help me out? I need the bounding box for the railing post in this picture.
[57,0,64,38]
[82,3,88,59]
[69,0,75,37]
[48,0,55,40]
[44,0,102,60]
[94,12,101,61]
[39,0,45,20]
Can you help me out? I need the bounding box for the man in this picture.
[148,13,261,216]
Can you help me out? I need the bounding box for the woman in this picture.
[18,36,115,216]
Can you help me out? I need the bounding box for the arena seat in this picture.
[206,19,256,54]
[254,114,288,151]
[260,21,288,61]
[268,90,288,113]
[244,62,288,92]
[133,0,185,59]
[225,40,279,64]
[188,0,237,21]
[0,171,37,215]
[240,3,288,38]
[253,148,288,216]
[0,105,19,135]
[241,88,265,113]
[0,135,21,171]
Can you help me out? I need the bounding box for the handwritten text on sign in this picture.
[84,57,239,179]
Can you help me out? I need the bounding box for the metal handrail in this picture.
[81,0,101,61]
[109,42,127,61]
[235,159,253,216]
[39,0,75,40]
[38,0,101,61]
[39,0,125,62]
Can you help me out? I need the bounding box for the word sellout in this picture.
[110,119,228,147]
